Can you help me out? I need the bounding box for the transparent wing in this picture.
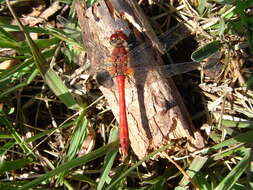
[129,61,218,85]
[58,16,192,68]
[128,23,191,58]
[57,16,198,87]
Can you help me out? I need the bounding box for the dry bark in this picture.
[75,0,206,159]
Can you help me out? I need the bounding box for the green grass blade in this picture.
[0,23,50,33]
[97,149,118,190]
[18,141,118,190]
[0,158,33,173]
[0,68,38,99]
[191,40,222,62]
[194,172,212,190]
[0,133,13,139]
[25,121,74,144]
[86,0,98,7]
[105,143,173,190]
[0,141,15,155]
[6,0,80,110]
[214,149,250,190]
[0,26,17,41]
[0,110,35,157]
[44,68,80,110]
[0,47,55,83]
[70,173,97,187]
[97,127,118,190]
[0,38,20,50]
[45,26,84,51]
[67,111,88,160]
[179,156,208,187]
[211,130,253,151]
[0,180,28,190]
[0,23,84,51]
[17,37,61,54]
[221,120,253,129]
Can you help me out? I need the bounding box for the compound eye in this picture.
[109,37,116,44]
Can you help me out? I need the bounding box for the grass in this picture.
[0,0,253,189]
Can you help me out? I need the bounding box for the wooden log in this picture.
[75,0,206,159]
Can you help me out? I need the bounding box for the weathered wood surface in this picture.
[75,0,206,159]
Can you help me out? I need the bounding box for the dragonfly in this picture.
[93,25,217,158]
[57,16,218,158]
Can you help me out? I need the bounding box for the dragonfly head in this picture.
[110,31,128,48]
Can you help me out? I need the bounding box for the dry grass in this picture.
[0,0,252,189]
